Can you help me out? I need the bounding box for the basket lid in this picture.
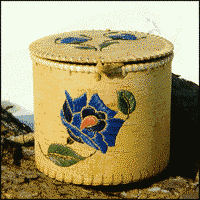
[29,29,174,64]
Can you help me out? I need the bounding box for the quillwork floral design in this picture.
[55,31,145,51]
[38,89,136,167]
[60,90,125,154]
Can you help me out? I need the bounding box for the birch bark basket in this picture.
[29,30,174,185]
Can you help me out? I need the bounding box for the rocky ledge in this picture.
[1,73,199,199]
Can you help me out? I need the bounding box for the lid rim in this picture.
[30,51,173,65]
[30,52,173,73]
[29,30,174,63]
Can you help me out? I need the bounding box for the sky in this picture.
[1,1,199,116]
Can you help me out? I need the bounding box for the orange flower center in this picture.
[80,115,98,130]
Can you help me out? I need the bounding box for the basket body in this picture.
[32,54,172,185]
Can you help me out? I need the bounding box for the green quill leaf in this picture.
[48,144,85,167]
[75,46,96,50]
[117,90,136,117]
[99,41,119,50]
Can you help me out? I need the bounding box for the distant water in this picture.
[15,115,34,131]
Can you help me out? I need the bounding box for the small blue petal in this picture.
[61,37,89,44]
[94,112,106,120]
[82,128,95,138]
[103,134,116,146]
[89,94,117,119]
[60,110,82,143]
[80,133,99,151]
[62,100,72,123]
[65,90,73,111]
[72,93,87,113]
[71,113,82,129]
[67,129,83,143]
[109,34,137,40]
[101,118,125,146]
[82,107,95,119]
[92,133,108,154]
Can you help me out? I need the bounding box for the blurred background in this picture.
[1,1,199,124]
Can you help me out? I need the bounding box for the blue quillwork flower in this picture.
[60,37,89,44]
[60,91,125,154]
[108,33,137,40]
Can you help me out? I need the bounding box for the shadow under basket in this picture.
[29,29,174,185]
